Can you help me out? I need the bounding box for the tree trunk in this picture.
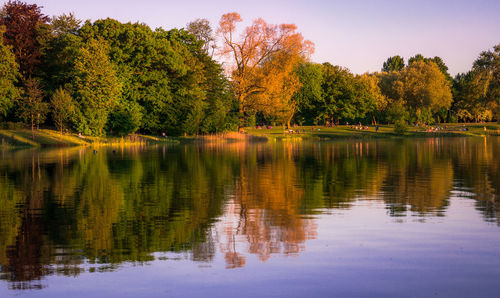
[31,115,34,140]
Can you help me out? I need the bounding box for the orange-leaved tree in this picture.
[217,12,314,128]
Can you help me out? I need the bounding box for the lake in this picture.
[0,137,499,297]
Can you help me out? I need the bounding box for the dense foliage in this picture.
[0,1,236,136]
[0,1,498,136]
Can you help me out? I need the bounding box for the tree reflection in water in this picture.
[0,137,498,288]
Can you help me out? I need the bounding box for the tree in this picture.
[107,101,142,136]
[50,87,75,135]
[400,61,452,123]
[217,12,314,127]
[0,0,50,77]
[408,54,425,65]
[472,44,500,122]
[377,71,404,104]
[251,44,304,128]
[320,63,373,124]
[382,55,405,72]
[78,19,232,136]
[356,73,387,124]
[292,62,324,125]
[409,54,452,82]
[0,25,21,117]
[186,18,215,56]
[38,13,83,93]
[51,13,81,38]
[18,78,48,131]
[73,38,121,136]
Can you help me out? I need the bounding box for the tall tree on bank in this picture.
[217,12,314,127]
[356,73,387,124]
[50,87,75,135]
[39,13,83,93]
[0,0,50,77]
[400,61,452,123]
[472,44,500,122]
[73,38,121,136]
[382,56,405,72]
[320,63,374,124]
[0,25,21,117]
[18,78,48,131]
[292,62,324,125]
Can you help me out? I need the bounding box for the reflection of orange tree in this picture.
[220,143,317,268]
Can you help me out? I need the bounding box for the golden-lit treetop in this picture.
[217,12,314,125]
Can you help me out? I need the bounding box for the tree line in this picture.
[0,1,498,136]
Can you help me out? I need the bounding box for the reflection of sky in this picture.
[3,197,500,297]
[18,0,500,75]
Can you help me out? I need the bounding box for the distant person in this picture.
[376,125,379,132]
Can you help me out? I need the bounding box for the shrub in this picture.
[394,120,408,134]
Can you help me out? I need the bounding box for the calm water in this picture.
[0,137,499,297]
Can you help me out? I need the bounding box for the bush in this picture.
[0,122,25,129]
[107,102,143,136]
[394,120,408,134]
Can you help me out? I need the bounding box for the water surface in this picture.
[0,137,499,297]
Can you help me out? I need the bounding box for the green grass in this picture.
[245,123,500,141]
[0,129,178,148]
[1,123,498,148]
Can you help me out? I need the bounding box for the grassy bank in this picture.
[0,129,177,148]
[1,123,498,148]
[244,123,500,141]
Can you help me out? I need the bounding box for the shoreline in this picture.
[1,123,499,148]
[244,123,500,141]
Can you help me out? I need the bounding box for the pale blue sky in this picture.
[9,0,500,75]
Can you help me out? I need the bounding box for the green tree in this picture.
[50,87,75,135]
[320,63,374,124]
[78,19,234,136]
[472,44,500,122]
[400,61,452,123]
[51,13,81,37]
[18,78,48,131]
[408,54,425,65]
[292,62,324,125]
[107,101,143,136]
[39,14,83,92]
[0,25,21,117]
[73,38,121,136]
[382,55,405,72]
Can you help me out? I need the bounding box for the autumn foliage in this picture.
[218,12,314,127]
[0,0,50,77]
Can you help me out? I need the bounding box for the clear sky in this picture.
[9,0,500,76]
